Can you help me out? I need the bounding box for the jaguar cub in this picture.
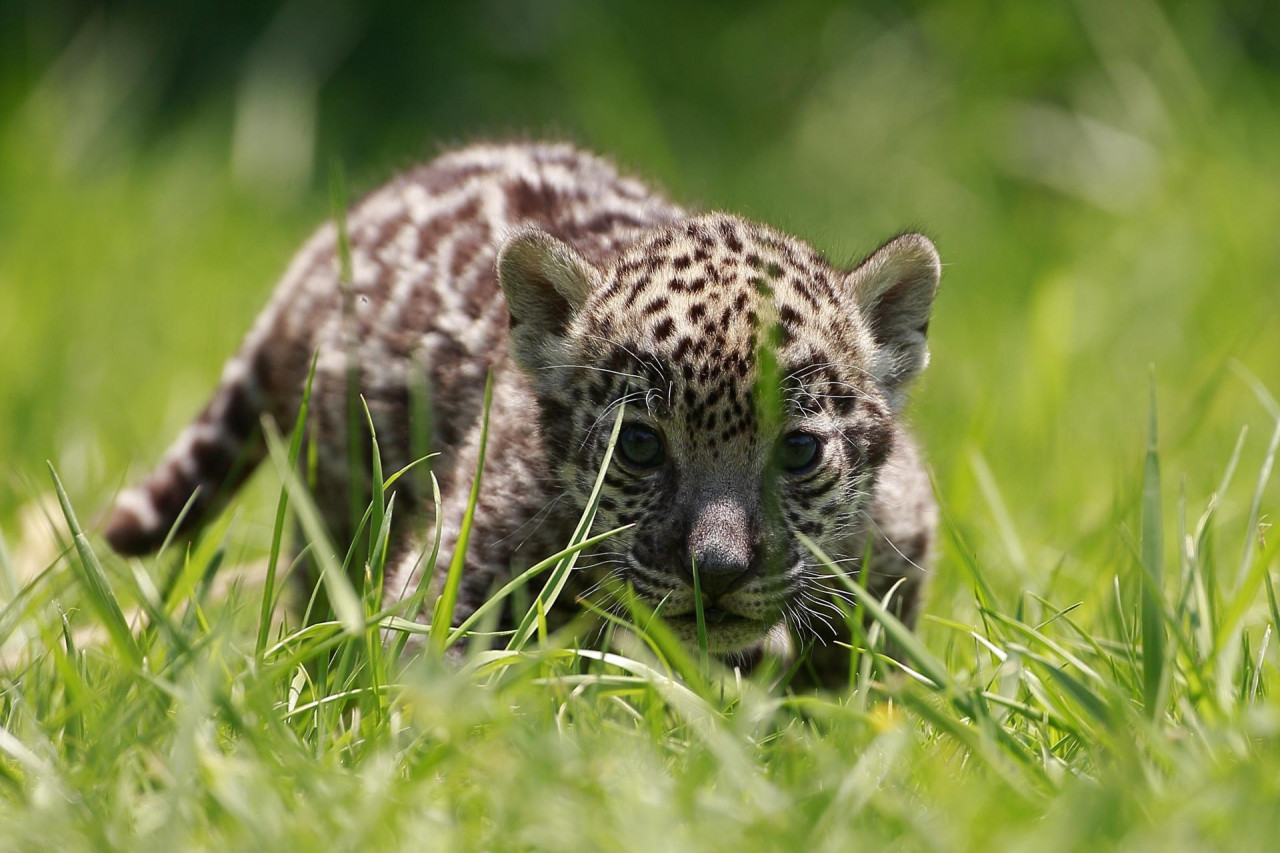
[105,141,940,664]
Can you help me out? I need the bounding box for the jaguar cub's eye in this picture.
[778,432,822,474]
[618,424,665,469]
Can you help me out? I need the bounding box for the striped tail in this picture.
[105,356,267,556]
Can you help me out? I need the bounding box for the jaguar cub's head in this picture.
[498,214,940,654]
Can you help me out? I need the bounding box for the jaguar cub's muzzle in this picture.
[628,493,791,653]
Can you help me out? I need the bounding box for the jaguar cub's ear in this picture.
[497,228,600,370]
[845,233,941,408]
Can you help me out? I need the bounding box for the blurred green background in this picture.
[1,0,1277,616]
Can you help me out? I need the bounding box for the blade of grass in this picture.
[446,525,632,647]
[47,463,142,667]
[1265,570,1280,646]
[690,555,710,676]
[1234,405,1280,591]
[160,511,235,623]
[0,527,16,604]
[381,452,440,491]
[576,594,679,681]
[152,487,204,570]
[1140,372,1167,716]
[1186,426,1249,660]
[389,471,444,661]
[262,422,363,636]
[1214,531,1280,701]
[611,584,710,697]
[932,474,1001,610]
[330,158,365,547]
[879,682,1045,797]
[508,402,626,652]
[1249,624,1270,703]
[801,533,948,690]
[363,493,395,722]
[1022,650,1116,729]
[847,535,874,706]
[362,395,386,597]
[970,448,1029,577]
[256,352,318,654]
[369,494,395,606]
[980,609,1105,685]
[1212,398,1280,705]
[429,372,492,656]
[0,557,68,651]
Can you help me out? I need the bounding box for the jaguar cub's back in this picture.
[107,141,940,668]
[106,143,685,555]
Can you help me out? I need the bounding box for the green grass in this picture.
[2,378,1278,850]
[3,2,1280,849]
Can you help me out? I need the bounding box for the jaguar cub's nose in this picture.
[685,495,760,600]
[689,543,755,599]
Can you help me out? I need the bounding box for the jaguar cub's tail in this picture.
[105,355,268,556]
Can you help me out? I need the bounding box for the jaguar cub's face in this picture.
[499,214,939,653]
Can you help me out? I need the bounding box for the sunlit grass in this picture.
[1,378,1278,849]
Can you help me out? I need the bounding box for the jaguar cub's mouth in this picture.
[617,556,778,652]
[664,608,773,653]
[668,607,749,627]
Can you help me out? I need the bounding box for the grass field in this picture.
[2,2,1280,849]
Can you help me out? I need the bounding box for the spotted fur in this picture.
[105,141,940,669]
